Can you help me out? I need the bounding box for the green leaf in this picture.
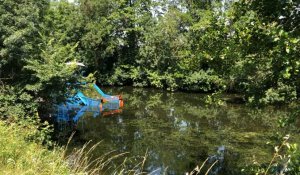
[286,47,290,53]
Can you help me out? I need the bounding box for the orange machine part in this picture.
[119,99,124,108]
[118,95,124,108]
[102,109,123,117]
[99,103,103,111]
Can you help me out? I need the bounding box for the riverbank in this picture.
[0,120,72,174]
[0,118,141,175]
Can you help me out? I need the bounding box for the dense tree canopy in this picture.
[72,0,299,106]
[0,0,300,110]
[0,0,48,82]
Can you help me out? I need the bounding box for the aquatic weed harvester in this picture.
[53,62,124,130]
[55,83,124,124]
[67,83,123,109]
[54,62,124,130]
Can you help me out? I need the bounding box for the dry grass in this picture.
[188,158,218,175]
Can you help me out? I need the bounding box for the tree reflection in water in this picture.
[55,87,299,175]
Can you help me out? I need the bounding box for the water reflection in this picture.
[56,87,298,175]
[54,101,122,135]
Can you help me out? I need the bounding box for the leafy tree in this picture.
[224,0,300,105]
[0,0,49,83]
[0,0,82,118]
[25,34,80,105]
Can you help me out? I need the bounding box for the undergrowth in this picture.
[0,120,147,175]
[0,120,70,175]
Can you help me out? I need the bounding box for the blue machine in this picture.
[54,83,123,124]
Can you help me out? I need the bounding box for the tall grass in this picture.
[65,140,129,174]
[0,120,148,175]
[0,120,70,175]
[188,158,218,175]
[65,139,148,175]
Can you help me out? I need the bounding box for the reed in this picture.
[62,133,150,174]
[188,158,218,175]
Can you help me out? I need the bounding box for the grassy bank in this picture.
[0,120,72,175]
[0,119,145,175]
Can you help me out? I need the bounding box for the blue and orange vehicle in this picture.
[55,83,123,124]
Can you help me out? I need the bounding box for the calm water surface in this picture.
[57,87,299,175]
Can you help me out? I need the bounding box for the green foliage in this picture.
[288,143,300,174]
[43,0,84,45]
[0,85,37,121]
[0,0,86,125]
[183,70,224,92]
[107,65,134,86]
[241,135,300,175]
[25,33,80,104]
[76,0,299,106]
[23,0,294,107]
[0,0,299,174]
[0,0,49,82]
[0,120,70,175]
[1,0,299,107]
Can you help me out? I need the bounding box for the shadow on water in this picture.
[53,87,299,175]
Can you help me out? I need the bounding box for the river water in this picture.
[56,87,299,175]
